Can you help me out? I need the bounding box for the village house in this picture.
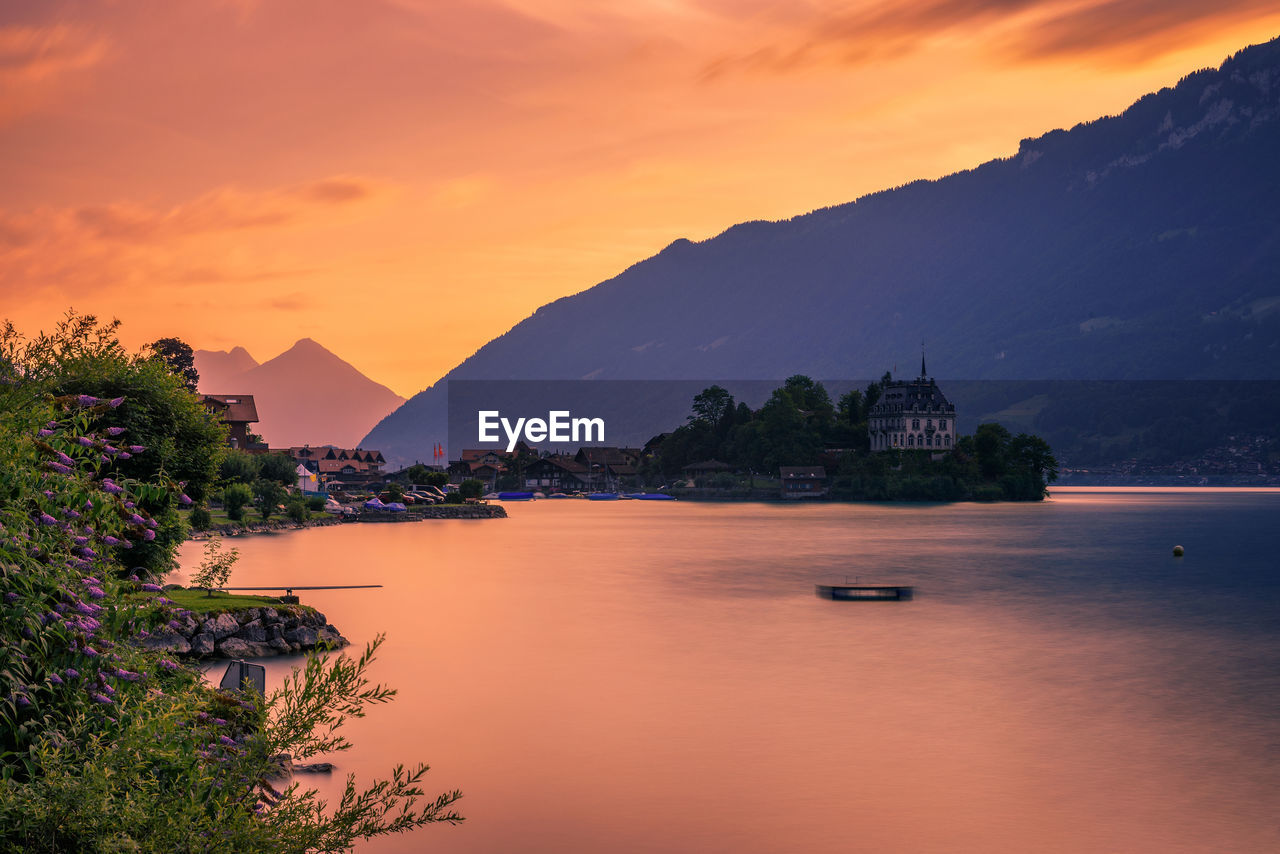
[779,466,827,499]
[574,447,638,490]
[200,394,267,451]
[868,355,957,452]
[682,459,734,486]
[523,455,591,492]
[281,445,388,490]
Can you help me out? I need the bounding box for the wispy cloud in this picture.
[699,0,1280,79]
[0,24,108,120]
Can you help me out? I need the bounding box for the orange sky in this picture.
[3,1,1279,397]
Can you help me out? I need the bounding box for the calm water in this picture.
[175,489,1280,853]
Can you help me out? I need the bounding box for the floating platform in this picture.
[816,584,914,601]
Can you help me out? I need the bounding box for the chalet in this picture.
[523,455,590,492]
[201,394,266,451]
[780,466,827,499]
[868,354,957,452]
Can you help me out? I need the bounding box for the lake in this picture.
[175,489,1280,853]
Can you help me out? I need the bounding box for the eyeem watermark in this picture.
[478,410,605,452]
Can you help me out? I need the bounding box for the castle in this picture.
[868,355,956,452]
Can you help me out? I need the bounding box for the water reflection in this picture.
[176,490,1280,853]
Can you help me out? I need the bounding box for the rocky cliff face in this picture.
[139,603,348,659]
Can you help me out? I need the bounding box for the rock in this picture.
[240,620,268,643]
[217,637,255,658]
[268,637,292,653]
[236,608,261,625]
[261,607,279,622]
[161,583,184,591]
[141,630,191,655]
[317,626,348,647]
[203,613,241,640]
[267,623,284,641]
[284,626,319,647]
[191,633,216,656]
[294,762,335,773]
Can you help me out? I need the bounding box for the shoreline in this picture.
[187,503,507,540]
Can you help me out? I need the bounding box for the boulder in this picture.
[268,637,292,654]
[191,633,216,657]
[141,629,191,655]
[236,608,261,625]
[217,637,255,658]
[283,626,319,647]
[202,612,241,640]
[240,620,268,643]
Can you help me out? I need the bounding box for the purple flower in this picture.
[73,536,89,546]
[75,601,102,615]
[47,420,58,429]
[82,576,101,584]
[129,514,145,526]
[37,428,53,437]
[44,461,71,474]
[74,547,98,558]
[212,717,227,726]
[140,583,161,592]
[108,397,124,408]
[167,619,181,630]
[102,536,120,545]
[82,646,99,657]
[48,673,63,686]
[103,482,124,495]
[77,437,95,448]
[38,513,58,526]
[64,668,80,680]
[218,735,236,746]
[15,695,30,708]
[158,659,178,671]
[76,395,100,407]
[117,452,132,460]
[90,692,113,704]
[62,509,81,519]
[129,445,145,454]
[3,592,17,603]
[83,499,92,509]
[142,529,155,541]
[178,494,193,506]
[124,501,135,509]
[115,669,141,682]
[106,427,125,436]
[86,587,106,600]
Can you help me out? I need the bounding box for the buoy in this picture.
[1173,545,1184,557]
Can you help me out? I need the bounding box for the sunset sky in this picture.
[3,1,1279,396]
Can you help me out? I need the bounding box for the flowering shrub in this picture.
[0,315,461,851]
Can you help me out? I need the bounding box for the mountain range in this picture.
[194,339,405,449]
[364,36,1280,468]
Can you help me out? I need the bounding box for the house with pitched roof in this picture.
[201,394,267,451]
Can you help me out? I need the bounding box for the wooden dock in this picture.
[815,584,914,601]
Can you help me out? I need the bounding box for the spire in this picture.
[920,344,927,379]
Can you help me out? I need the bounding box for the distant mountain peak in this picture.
[194,338,406,448]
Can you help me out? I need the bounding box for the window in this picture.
[939,419,947,430]
[907,435,914,447]
[912,418,920,430]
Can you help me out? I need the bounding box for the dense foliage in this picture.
[0,314,461,851]
[650,377,1057,500]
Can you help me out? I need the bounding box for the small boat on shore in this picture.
[625,493,675,500]
[586,492,619,501]
[497,491,535,501]
[815,584,914,601]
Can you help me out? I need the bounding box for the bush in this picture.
[286,499,310,524]
[306,495,326,511]
[443,491,464,504]
[188,504,212,530]
[459,479,485,500]
[253,478,286,521]
[223,481,253,520]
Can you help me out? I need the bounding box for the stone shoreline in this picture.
[140,602,348,660]
[188,503,506,540]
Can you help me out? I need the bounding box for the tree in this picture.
[190,535,239,593]
[257,451,298,486]
[253,478,287,520]
[459,478,484,499]
[220,448,260,484]
[974,423,1012,480]
[146,337,199,391]
[690,385,733,425]
[223,482,253,521]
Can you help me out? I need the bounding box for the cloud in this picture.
[698,0,1280,78]
[0,24,108,120]
[69,176,385,244]
[0,175,386,302]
